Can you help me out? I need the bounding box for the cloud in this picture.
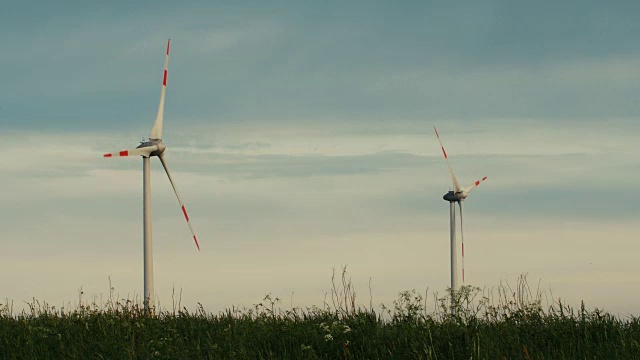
[0,121,638,315]
[6,2,640,132]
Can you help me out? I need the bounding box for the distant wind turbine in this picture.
[434,127,486,311]
[103,40,200,309]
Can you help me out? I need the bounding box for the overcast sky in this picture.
[1,1,639,316]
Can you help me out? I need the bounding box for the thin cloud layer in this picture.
[1,119,639,314]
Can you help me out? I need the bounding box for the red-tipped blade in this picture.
[103,146,158,158]
[462,176,488,195]
[103,150,128,157]
[150,39,170,141]
[158,154,200,251]
[434,127,461,193]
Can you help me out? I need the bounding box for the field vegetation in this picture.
[1,269,639,359]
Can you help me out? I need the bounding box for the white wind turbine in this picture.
[103,39,200,309]
[434,127,486,311]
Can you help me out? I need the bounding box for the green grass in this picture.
[1,272,639,359]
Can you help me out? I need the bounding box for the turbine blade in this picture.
[150,39,170,140]
[459,200,465,283]
[103,145,158,158]
[462,176,488,195]
[434,127,461,192]
[158,154,200,251]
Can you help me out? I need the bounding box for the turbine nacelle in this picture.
[443,191,466,202]
[137,140,166,157]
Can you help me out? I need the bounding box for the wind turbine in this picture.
[434,127,486,311]
[103,39,200,310]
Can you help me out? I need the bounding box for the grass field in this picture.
[1,271,639,359]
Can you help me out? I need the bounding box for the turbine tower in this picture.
[434,127,486,312]
[103,40,200,310]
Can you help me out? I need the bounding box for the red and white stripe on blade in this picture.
[149,39,170,141]
[462,176,488,195]
[434,127,461,193]
[158,154,200,251]
[103,145,158,158]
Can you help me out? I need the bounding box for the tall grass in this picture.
[1,269,639,359]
